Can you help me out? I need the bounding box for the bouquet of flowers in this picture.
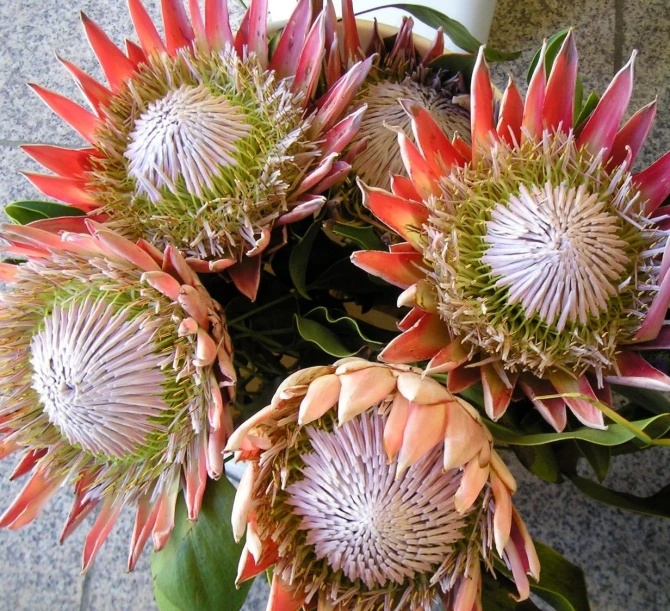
[1,0,669,609]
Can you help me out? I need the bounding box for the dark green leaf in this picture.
[526,29,569,83]
[358,4,520,61]
[569,475,670,519]
[576,441,610,482]
[481,573,542,610]
[151,477,252,611]
[328,222,385,251]
[496,541,591,611]
[612,385,670,415]
[574,92,600,129]
[511,444,562,483]
[5,200,86,225]
[531,541,592,611]
[289,220,322,299]
[294,315,352,358]
[295,307,386,358]
[428,53,477,87]
[486,413,670,447]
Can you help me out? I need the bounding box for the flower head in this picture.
[227,359,538,610]
[323,0,470,220]
[352,33,670,431]
[0,221,235,570]
[23,0,372,299]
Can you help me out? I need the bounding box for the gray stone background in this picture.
[0,0,669,609]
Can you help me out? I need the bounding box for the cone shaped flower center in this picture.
[286,411,468,589]
[351,80,470,190]
[426,133,660,376]
[126,84,251,202]
[30,298,169,459]
[483,182,629,330]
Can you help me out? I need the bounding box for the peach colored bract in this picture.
[227,358,538,611]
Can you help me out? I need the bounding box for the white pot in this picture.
[268,0,498,52]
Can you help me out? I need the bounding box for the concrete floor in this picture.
[0,0,669,609]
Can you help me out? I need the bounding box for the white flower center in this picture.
[483,182,630,330]
[30,298,170,458]
[125,84,252,202]
[286,411,467,590]
[351,80,470,190]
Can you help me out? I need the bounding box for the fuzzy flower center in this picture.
[425,133,660,377]
[350,80,470,190]
[483,182,629,330]
[92,50,315,261]
[286,411,468,590]
[126,84,251,202]
[30,298,169,459]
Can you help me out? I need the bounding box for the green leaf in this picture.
[486,413,670,447]
[574,92,600,129]
[481,573,542,610]
[612,385,670,415]
[428,53,477,86]
[151,477,252,611]
[511,444,562,483]
[295,307,386,358]
[569,475,670,519]
[289,220,322,299]
[294,315,352,358]
[526,29,570,83]
[328,222,385,251]
[531,541,592,611]
[5,200,86,225]
[576,440,611,482]
[358,4,520,61]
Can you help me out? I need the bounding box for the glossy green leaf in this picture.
[569,475,670,519]
[481,573,542,610]
[511,444,562,483]
[574,91,600,129]
[294,315,352,358]
[576,440,610,482]
[151,477,252,611]
[612,385,670,415]
[496,541,591,611]
[295,307,385,358]
[526,29,570,83]
[5,200,86,225]
[428,53,477,86]
[358,4,520,61]
[531,541,592,611]
[289,220,322,299]
[486,413,670,447]
[328,222,385,251]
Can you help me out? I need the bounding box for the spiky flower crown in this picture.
[227,359,538,611]
[352,33,670,431]
[0,222,235,571]
[323,0,470,223]
[24,0,373,299]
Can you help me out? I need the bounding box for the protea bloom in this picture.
[323,0,470,218]
[352,33,670,431]
[227,359,538,610]
[23,0,372,299]
[0,221,235,570]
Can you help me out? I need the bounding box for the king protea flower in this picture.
[323,0,470,214]
[0,221,235,571]
[352,33,670,431]
[226,359,538,610]
[23,0,372,299]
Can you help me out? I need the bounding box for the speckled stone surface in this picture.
[0,1,669,610]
